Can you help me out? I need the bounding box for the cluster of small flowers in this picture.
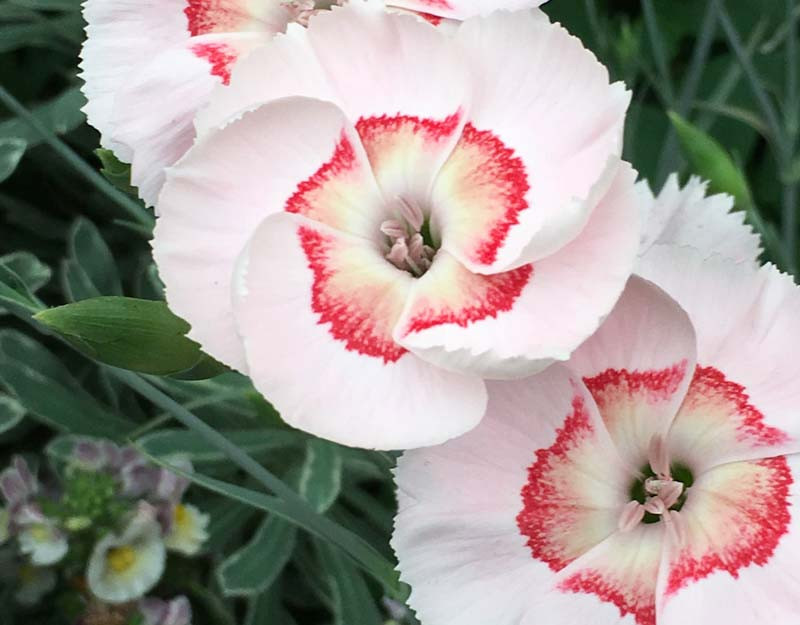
[0,442,207,624]
[78,1,800,624]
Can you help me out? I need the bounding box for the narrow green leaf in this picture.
[204,498,258,554]
[217,515,297,597]
[299,439,343,513]
[668,111,755,209]
[245,586,297,625]
[153,460,403,598]
[0,331,135,439]
[0,87,85,147]
[0,138,26,183]
[0,395,25,435]
[138,428,297,464]
[317,541,383,625]
[35,297,227,377]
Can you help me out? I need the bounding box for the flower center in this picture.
[617,435,694,543]
[106,546,137,574]
[380,196,438,277]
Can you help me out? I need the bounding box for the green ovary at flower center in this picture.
[628,461,694,524]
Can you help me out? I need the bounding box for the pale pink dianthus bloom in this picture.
[393,245,800,624]
[153,3,638,449]
[78,0,547,205]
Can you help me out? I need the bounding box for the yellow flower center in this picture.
[29,524,51,541]
[174,504,189,529]
[106,546,137,573]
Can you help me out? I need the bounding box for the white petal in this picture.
[233,212,487,449]
[80,0,189,159]
[155,96,381,372]
[658,454,800,624]
[639,245,800,464]
[438,10,630,273]
[393,364,631,625]
[637,175,761,264]
[396,163,640,379]
[111,32,266,206]
[568,275,697,468]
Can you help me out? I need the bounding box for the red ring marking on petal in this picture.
[191,42,238,84]
[517,393,596,572]
[583,363,689,410]
[666,456,792,595]
[683,366,790,447]
[403,264,533,334]
[298,226,408,364]
[185,0,249,36]
[437,123,530,266]
[286,130,357,218]
[559,570,656,625]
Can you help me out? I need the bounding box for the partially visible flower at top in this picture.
[393,247,800,625]
[139,595,192,625]
[0,456,38,512]
[637,174,761,266]
[79,0,545,206]
[87,502,166,604]
[16,505,68,566]
[163,503,209,556]
[154,3,638,449]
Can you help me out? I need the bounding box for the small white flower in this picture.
[164,503,209,556]
[87,502,166,604]
[18,518,68,566]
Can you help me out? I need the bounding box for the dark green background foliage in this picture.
[0,1,798,624]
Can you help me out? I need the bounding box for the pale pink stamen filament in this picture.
[619,435,688,536]
[380,197,436,277]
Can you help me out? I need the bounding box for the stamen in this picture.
[381,196,436,276]
[380,220,407,239]
[618,500,646,532]
[656,481,683,509]
[648,434,671,478]
[643,497,666,515]
[395,196,424,232]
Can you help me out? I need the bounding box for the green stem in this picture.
[0,85,154,232]
[656,2,717,184]
[642,0,675,105]
[784,0,798,270]
[714,0,786,153]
